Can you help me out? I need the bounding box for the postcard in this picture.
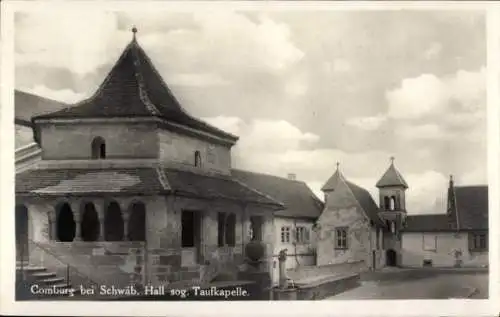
[0,1,498,316]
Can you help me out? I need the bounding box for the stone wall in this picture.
[39,122,159,160]
[286,260,366,281]
[401,232,488,267]
[158,130,231,174]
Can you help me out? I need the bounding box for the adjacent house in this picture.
[400,177,488,268]
[231,170,324,284]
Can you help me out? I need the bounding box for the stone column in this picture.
[73,209,82,242]
[123,210,130,241]
[96,202,105,241]
[49,210,57,241]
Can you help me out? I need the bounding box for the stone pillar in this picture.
[73,209,82,242]
[123,210,130,241]
[49,210,57,241]
[96,202,105,241]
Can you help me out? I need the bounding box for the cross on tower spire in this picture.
[336,162,340,170]
[390,156,395,164]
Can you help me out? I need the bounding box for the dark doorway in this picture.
[104,201,124,241]
[386,249,397,267]
[57,203,76,242]
[81,202,100,242]
[128,202,146,241]
[182,211,195,247]
[15,205,29,260]
[181,210,201,264]
[372,250,376,270]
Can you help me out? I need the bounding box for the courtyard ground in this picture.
[326,267,488,300]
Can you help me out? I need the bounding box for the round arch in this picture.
[57,202,76,242]
[128,201,146,241]
[81,202,100,241]
[104,201,124,241]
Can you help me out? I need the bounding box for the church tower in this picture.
[376,157,408,236]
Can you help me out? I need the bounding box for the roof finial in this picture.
[132,26,138,41]
[336,162,340,170]
[390,156,395,164]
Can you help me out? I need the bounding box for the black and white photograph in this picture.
[1,1,498,316]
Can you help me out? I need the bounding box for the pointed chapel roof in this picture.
[321,163,384,227]
[321,162,342,192]
[376,157,408,188]
[32,27,238,144]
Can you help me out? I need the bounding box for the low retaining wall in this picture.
[286,261,367,281]
[273,273,360,300]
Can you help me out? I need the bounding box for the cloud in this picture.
[386,74,449,119]
[345,114,387,131]
[398,123,454,141]
[168,73,231,87]
[15,11,127,75]
[404,170,449,214]
[386,67,485,120]
[332,59,352,73]
[424,42,443,60]
[20,85,86,104]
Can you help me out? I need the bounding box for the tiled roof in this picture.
[15,90,69,126]
[455,186,488,230]
[16,168,166,195]
[31,36,238,143]
[164,168,283,208]
[321,168,384,227]
[321,169,342,192]
[403,185,488,232]
[403,214,456,232]
[345,181,385,227]
[231,169,324,219]
[16,167,284,209]
[376,162,408,188]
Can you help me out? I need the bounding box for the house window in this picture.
[194,151,202,167]
[91,136,106,159]
[469,232,487,251]
[280,227,291,243]
[423,235,437,251]
[295,226,310,244]
[335,227,348,249]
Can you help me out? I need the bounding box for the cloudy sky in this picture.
[14,9,486,214]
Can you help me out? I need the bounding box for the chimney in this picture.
[287,173,296,181]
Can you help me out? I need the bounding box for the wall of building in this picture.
[158,130,231,174]
[271,216,316,284]
[40,122,159,160]
[316,180,379,269]
[401,232,488,267]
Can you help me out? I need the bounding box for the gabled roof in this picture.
[376,160,408,188]
[31,30,238,144]
[15,90,69,126]
[321,167,384,227]
[403,185,488,232]
[231,169,324,219]
[345,181,385,227]
[321,169,342,192]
